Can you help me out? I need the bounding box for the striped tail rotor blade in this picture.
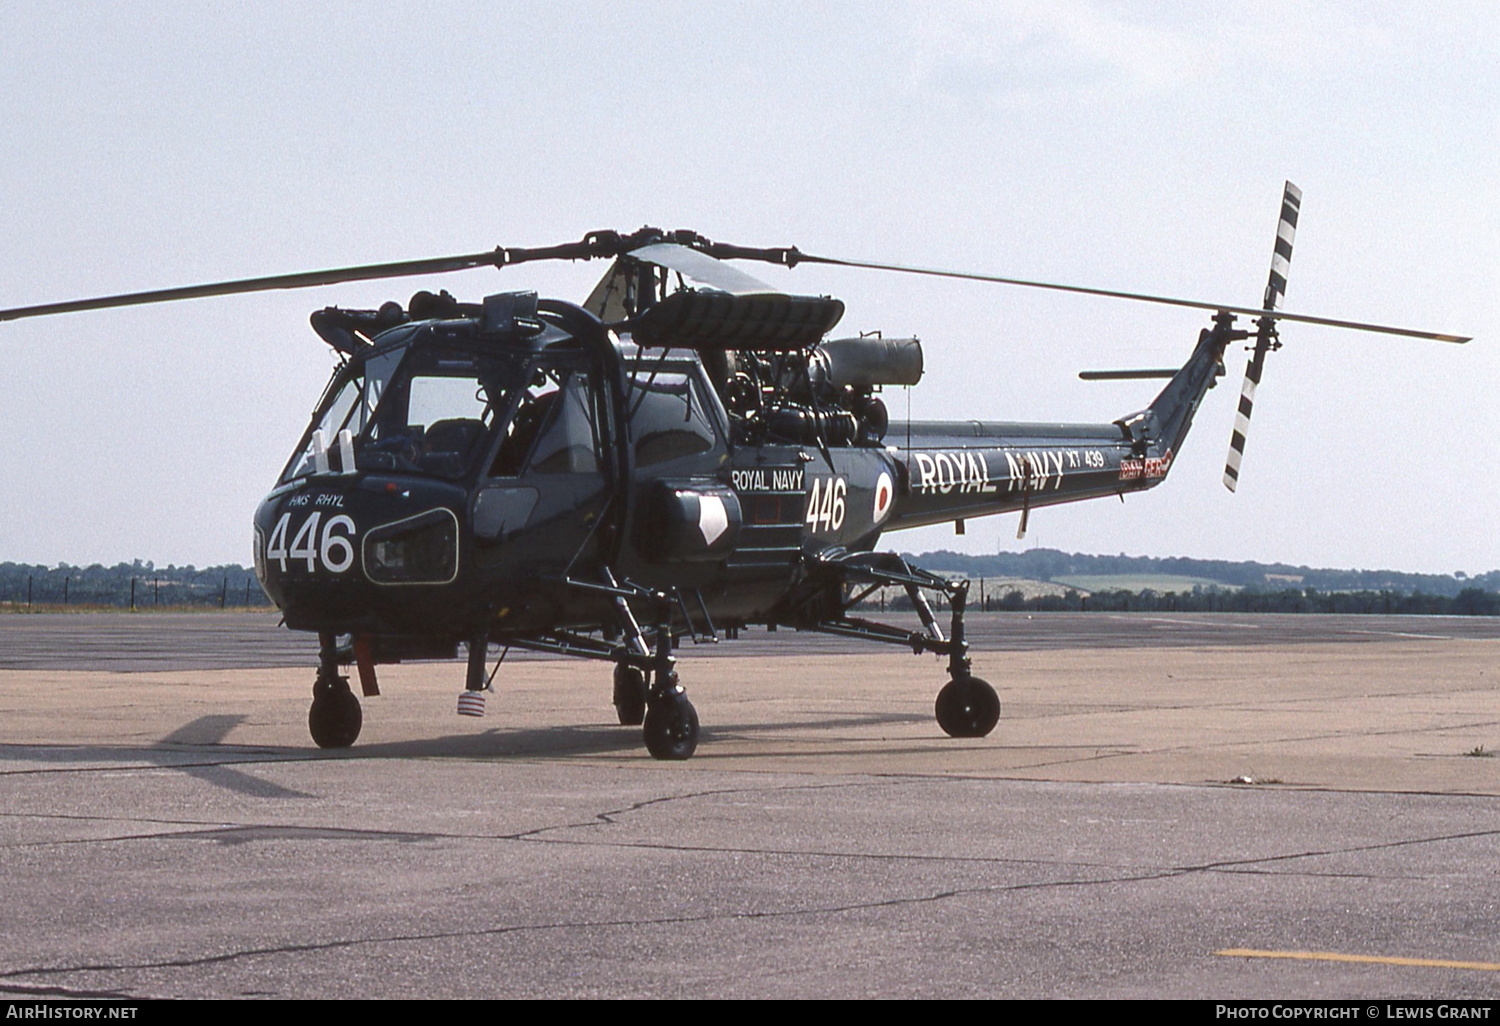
[1224,181,1300,493]
[1223,342,1269,492]
[1264,181,1301,312]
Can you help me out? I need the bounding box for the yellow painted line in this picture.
[1216,948,1500,972]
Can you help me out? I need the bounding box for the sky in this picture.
[0,1,1495,574]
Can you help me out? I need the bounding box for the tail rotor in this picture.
[1223,181,1301,493]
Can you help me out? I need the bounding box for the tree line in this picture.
[0,561,272,609]
[5,551,1498,616]
[970,586,1500,616]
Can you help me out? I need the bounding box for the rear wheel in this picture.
[613,664,648,726]
[643,691,699,760]
[934,676,1000,738]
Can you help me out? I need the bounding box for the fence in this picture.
[0,570,274,610]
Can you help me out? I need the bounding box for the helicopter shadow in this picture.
[349,723,655,761]
[2,714,315,800]
[344,708,933,761]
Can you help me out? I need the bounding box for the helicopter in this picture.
[0,183,1469,760]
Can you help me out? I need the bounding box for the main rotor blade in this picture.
[793,253,1470,344]
[630,243,779,296]
[0,250,506,323]
[1078,369,1178,380]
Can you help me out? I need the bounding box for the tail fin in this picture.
[1141,316,1235,458]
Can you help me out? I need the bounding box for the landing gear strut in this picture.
[514,577,702,758]
[309,632,362,748]
[642,594,698,760]
[933,581,1000,738]
[769,552,1002,741]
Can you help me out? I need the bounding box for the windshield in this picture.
[280,353,391,483]
[282,341,528,483]
[361,344,526,479]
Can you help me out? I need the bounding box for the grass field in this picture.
[1051,574,1239,594]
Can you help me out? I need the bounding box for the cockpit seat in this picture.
[424,418,485,455]
[420,418,486,476]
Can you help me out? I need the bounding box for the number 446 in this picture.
[805,477,846,533]
[265,512,357,573]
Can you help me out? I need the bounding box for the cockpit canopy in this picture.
[282,311,600,485]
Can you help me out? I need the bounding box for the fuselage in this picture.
[254,296,1225,648]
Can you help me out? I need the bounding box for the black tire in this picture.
[309,678,362,748]
[643,692,699,760]
[613,664,648,726]
[934,676,1000,738]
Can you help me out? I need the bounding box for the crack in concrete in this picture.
[1179,825,1500,874]
[0,867,1186,983]
[8,780,1495,879]
[508,779,884,840]
[3,769,1493,999]
[0,817,440,850]
[0,981,145,999]
[0,808,1131,876]
[1028,685,1500,721]
[0,834,1474,987]
[1207,867,1425,881]
[2,786,1494,987]
[991,718,1500,774]
[504,826,1500,882]
[2,781,869,851]
[503,780,1500,882]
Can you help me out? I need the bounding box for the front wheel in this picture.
[934,676,1000,738]
[643,692,699,760]
[309,677,362,748]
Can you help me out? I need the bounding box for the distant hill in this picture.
[904,549,1499,599]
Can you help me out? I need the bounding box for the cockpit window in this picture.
[489,366,600,477]
[283,370,365,482]
[282,341,527,483]
[525,372,601,475]
[360,345,522,479]
[626,370,722,467]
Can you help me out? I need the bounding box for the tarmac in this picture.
[2,612,1499,999]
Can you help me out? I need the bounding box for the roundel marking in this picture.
[873,471,894,523]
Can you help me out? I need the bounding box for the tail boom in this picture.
[885,422,1169,532]
[883,313,1236,533]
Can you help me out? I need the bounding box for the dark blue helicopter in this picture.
[0,185,1468,758]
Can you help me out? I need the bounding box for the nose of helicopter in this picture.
[253,474,467,632]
